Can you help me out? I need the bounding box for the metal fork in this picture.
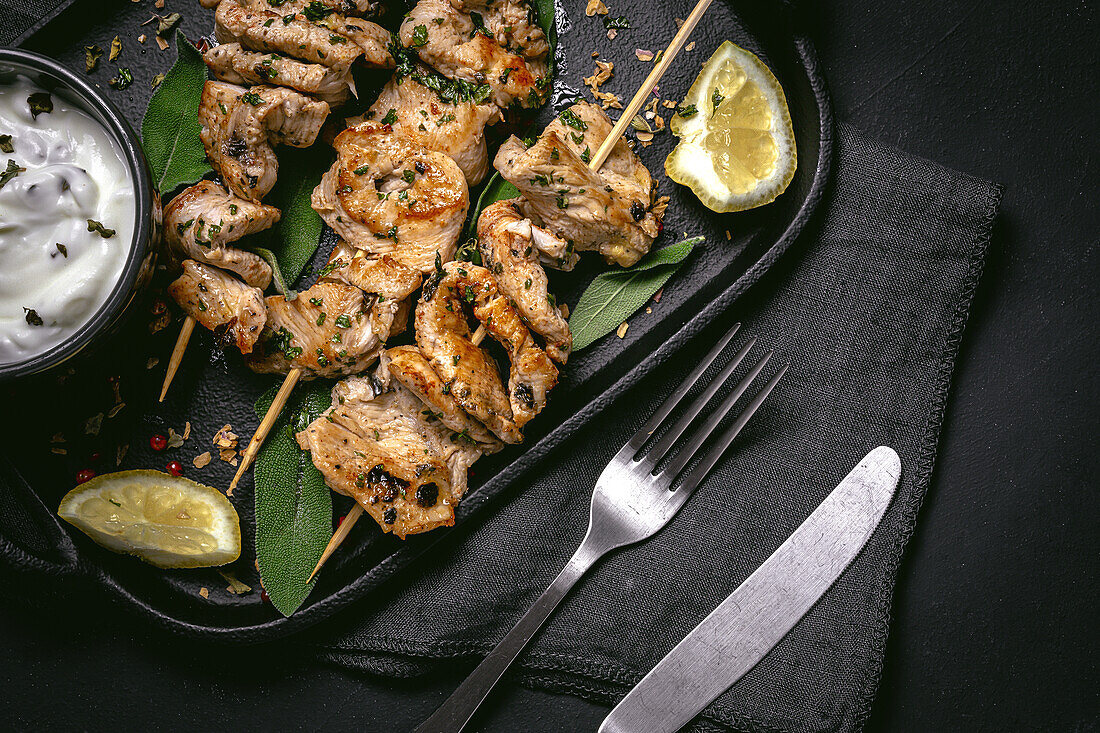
[415,322,787,733]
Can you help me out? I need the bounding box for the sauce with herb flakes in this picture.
[0,78,134,365]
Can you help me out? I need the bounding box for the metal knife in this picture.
[599,446,902,733]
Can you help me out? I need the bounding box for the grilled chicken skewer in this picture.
[305,0,705,576]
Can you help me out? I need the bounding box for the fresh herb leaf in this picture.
[0,159,24,189]
[380,108,398,125]
[602,15,630,29]
[461,172,519,241]
[254,381,334,617]
[0,135,12,153]
[250,247,298,300]
[141,35,211,194]
[151,72,166,89]
[559,108,588,131]
[569,237,702,351]
[303,1,335,21]
[712,88,724,111]
[411,24,429,47]
[241,91,265,105]
[157,12,182,37]
[255,144,328,291]
[84,45,103,73]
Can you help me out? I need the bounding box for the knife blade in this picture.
[599,446,902,733]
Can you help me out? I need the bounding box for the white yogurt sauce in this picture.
[0,77,135,365]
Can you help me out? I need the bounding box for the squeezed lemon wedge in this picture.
[58,470,241,568]
[666,41,797,213]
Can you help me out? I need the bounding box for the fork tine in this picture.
[658,353,774,481]
[626,322,742,453]
[670,364,788,501]
[640,337,758,469]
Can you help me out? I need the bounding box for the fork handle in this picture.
[414,539,603,733]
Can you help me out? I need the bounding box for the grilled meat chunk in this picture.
[228,0,394,67]
[416,261,557,443]
[167,260,267,354]
[163,180,278,289]
[203,0,384,16]
[199,81,329,200]
[214,0,364,71]
[494,102,661,266]
[320,244,424,301]
[384,345,501,447]
[477,199,571,363]
[348,70,502,185]
[248,281,390,378]
[204,44,354,107]
[399,0,550,109]
[312,124,468,272]
[296,372,489,537]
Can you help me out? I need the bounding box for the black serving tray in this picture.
[0,0,831,640]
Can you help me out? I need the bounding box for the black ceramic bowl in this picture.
[0,48,159,381]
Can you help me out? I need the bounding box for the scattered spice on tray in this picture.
[146,357,160,370]
[607,28,618,41]
[193,451,213,468]
[167,427,186,450]
[214,424,239,466]
[585,0,608,16]
[84,45,103,73]
[51,446,67,455]
[84,412,104,436]
[108,36,122,62]
[116,443,129,466]
[635,48,654,62]
[617,322,629,338]
[219,570,252,595]
[583,60,621,110]
[199,587,209,599]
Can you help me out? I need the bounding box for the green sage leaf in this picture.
[258,144,329,289]
[141,34,212,195]
[254,380,334,617]
[569,237,703,351]
[461,172,519,241]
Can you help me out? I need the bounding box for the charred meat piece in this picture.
[399,0,550,109]
[312,124,468,273]
[348,70,502,185]
[204,44,354,107]
[247,281,391,378]
[163,180,278,289]
[494,102,661,266]
[167,260,267,354]
[416,261,558,443]
[296,373,490,538]
[199,81,329,200]
[214,0,364,71]
[477,199,571,363]
[384,345,501,447]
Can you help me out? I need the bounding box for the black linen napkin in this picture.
[301,124,1003,733]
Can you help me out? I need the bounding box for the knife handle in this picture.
[414,537,603,733]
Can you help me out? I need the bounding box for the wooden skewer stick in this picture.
[589,0,716,170]
[304,0,716,580]
[228,366,302,494]
[159,316,196,402]
[306,324,489,581]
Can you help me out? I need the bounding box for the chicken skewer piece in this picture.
[306,322,490,581]
[304,0,717,576]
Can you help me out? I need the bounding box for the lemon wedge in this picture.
[666,41,797,213]
[58,470,241,568]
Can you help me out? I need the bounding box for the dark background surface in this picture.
[1,1,1097,731]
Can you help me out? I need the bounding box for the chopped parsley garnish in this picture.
[580,146,591,163]
[176,218,195,235]
[380,108,399,125]
[316,312,327,326]
[23,308,43,326]
[55,243,68,258]
[556,194,568,209]
[317,258,346,277]
[329,34,347,44]
[0,135,12,153]
[309,297,324,307]
[602,15,630,29]
[550,147,559,160]
[303,0,335,20]
[469,11,493,38]
[410,24,429,47]
[354,165,371,175]
[712,88,725,110]
[570,131,585,145]
[108,68,133,90]
[241,91,265,106]
[531,174,549,186]
[402,169,415,183]
[559,109,588,131]
[228,204,238,215]
[677,103,698,118]
[334,314,352,328]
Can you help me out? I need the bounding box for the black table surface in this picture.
[2,1,1097,731]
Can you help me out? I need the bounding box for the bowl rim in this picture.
[0,47,157,380]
